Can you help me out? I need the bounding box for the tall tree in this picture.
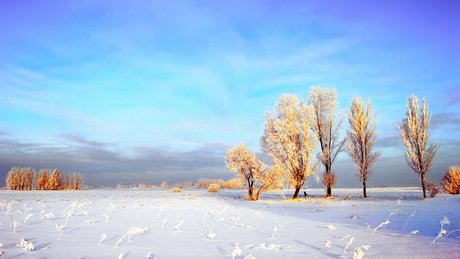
[261,94,318,199]
[347,97,381,198]
[399,96,439,198]
[225,144,283,200]
[307,86,346,197]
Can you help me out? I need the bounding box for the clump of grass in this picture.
[171,187,182,193]
[208,183,219,193]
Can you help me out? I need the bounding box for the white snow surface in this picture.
[0,187,459,258]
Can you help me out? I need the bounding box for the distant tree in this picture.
[399,96,439,198]
[49,169,62,190]
[6,167,19,190]
[347,97,381,198]
[160,181,168,189]
[307,86,346,197]
[442,166,460,195]
[261,95,318,199]
[71,173,83,190]
[36,170,49,190]
[25,168,35,190]
[225,144,283,200]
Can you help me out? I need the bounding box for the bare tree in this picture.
[347,97,381,198]
[307,86,346,197]
[399,96,439,198]
[225,144,283,200]
[261,94,318,199]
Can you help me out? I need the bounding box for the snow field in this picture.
[0,188,459,258]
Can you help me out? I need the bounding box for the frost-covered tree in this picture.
[347,97,381,198]
[36,170,49,190]
[71,173,84,190]
[261,95,318,199]
[399,96,439,198]
[6,167,19,190]
[442,166,460,195]
[225,144,283,200]
[49,169,62,190]
[25,168,35,190]
[307,86,346,197]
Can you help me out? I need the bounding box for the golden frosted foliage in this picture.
[442,166,460,195]
[307,86,346,196]
[347,97,381,197]
[6,167,35,190]
[225,144,283,200]
[260,94,317,199]
[207,183,219,193]
[399,96,440,198]
[36,170,49,190]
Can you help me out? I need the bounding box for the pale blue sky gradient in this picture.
[1,0,459,187]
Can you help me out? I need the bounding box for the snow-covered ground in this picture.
[0,188,459,258]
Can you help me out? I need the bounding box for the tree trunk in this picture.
[248,185,254,200]
[326,187,331,197]
[363,181,367,198]
[421,173,427,199]
[292,186,301,199]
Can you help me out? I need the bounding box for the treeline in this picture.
[225,86,459,200]
[116,178,244,190]
[6,167,84,191]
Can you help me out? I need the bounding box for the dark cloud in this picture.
[0,135,230,187]
[60,134,110,148]
[1,133,458,188]
[374,135,403,148]
[431,112,460,129]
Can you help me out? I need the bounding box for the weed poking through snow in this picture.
[99,233,107,245]
[232,243,242,259]
[116,227,149,247]
[373,209,398,233]
[432,216,449,244]
[16,238,35,251]
[344,236,354,255]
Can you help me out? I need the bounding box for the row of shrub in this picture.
[6,167,84,191]
[116,178,244,190]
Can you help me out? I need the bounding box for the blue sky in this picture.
[1,0,459,187]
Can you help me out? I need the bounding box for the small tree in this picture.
[347,97,381,198]
[399,96,439,198]
[261,95,318,199]
[308,86,346,197]
[225,144,283,200]
[442,166,460,195]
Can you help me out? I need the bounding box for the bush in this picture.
[426,181,440,198]
[171,187,182,193]
[208,183,219,193]
[442,166,460,195]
